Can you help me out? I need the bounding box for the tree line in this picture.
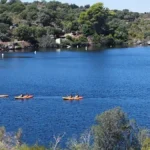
[0,0,150,48]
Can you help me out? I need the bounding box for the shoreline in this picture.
[0,45,149,53]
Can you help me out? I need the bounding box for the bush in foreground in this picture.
[93,107,140,149]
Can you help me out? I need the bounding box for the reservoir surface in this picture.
[0,47,150,146]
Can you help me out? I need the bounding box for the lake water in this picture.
[0,47,150,146]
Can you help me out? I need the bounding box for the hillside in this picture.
[0,0,150,50]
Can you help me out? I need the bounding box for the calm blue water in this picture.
[0,47,150,146]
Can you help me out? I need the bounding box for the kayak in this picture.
[63,96,83,100]
[0,95,8,98]
[63,97,74,100]
[15,95,33,99]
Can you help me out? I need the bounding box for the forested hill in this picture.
[0,0,150,49]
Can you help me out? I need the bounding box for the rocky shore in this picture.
[0,41,31,51]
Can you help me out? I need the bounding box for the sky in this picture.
[30,0,150,13]
[58,0,150,12]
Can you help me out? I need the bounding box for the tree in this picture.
[142,138,150,150]
[84,5,90,9]
[0,5,8,13]
[32,27,47,38]
[27,3,38,12]
[0,0,7,4]
[38,35,57,48]
[79,3,110,35]
[19,10,28,19]
[46,1,61,10]
[70,4,79,9]
[37,10,55,26]
[38,12,50,26]
[14,25,33,41]
[82,24,94,36]
[0,32,10,41]
[0,23,9,33]
[100,34,115,47]
[27,11,38,21]
[93,107,141,150]
[0,13,12,25]
[114,25,128,41]
[46,27,63,37]
[8,0,20,4]
[92,33,100,44]
[62,20,79,33]
[11,2,25,13]
[62,21,72,33]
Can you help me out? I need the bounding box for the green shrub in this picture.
[38,35,58,48]
[142,138,150,150]
[93,107,141,150]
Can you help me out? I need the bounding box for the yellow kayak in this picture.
[62,96,83,100]
[15,95,33,99]
[0,95,8,98]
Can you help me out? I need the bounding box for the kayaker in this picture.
[75,94,79,98]
[20,94,24,97]
[26,94,30,97]
[69,94,73,98]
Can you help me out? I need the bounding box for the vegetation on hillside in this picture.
[0,0,150,49]
[0,107,150,150]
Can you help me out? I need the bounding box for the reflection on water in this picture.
[0,47,150,146]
